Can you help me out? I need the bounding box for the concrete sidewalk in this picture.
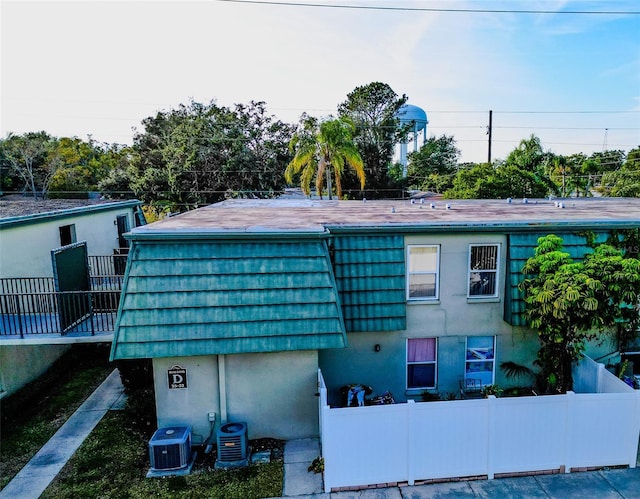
[0,369,126,499]
[279,438,640,499]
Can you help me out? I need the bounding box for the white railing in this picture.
[319,357,640,493]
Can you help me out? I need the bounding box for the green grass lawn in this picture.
[42,409,283,498]
[1,344,284,498]
[0,344,113,490]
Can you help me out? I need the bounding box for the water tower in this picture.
[397,104,428,176]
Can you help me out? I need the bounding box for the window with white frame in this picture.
[407,245,439,300]
[465,336,495,387]
[468,244,499,298]
[407,338,437,389]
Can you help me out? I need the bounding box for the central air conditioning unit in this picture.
[215,422,249,468]
[149,426,192,471]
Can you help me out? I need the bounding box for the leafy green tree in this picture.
[444,163,495,199]
[439,134,555,199]
[505,134,546,172]
[624,147,640,170]
[338,82,407,198]
[405,134,460,193]
[285,116,365,199]
[601,147,640,197]
[48,138,128,198]
[444,162,552,199]
[546,153,588,197]
[519,235,640,393]
[588,149,626,173]
[125,100,293,211]
[547,150,627,197]
[0,131,61,198]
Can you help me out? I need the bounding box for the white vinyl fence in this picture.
[319,357,640,493]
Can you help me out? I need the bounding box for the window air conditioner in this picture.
[148,426,192,471]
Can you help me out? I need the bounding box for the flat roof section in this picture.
[0,197,141,228]
[133,198,640,235]
[0,194,128,218]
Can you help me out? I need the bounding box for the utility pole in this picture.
[487,110,493,164]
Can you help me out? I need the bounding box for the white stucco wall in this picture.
[0,206,135,278]
[0,344,70,397]
[153,350,319,444]
[153,356,221,446]
[319,233,541,405]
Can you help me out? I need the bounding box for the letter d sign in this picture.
[168,365,188,389]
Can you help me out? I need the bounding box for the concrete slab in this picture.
[285,494,330,499]
[331,488,402,498]
[468,476,548,498]
[146,452,197,478]
[600,468,640,498]
[285,438,321,464]
[251,450,271,464]
[0,475,58,499]
[400,481,475,498]
[283,461,323,496]
[535,471,624,498]
[111,392,128,410]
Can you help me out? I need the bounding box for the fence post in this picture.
[629,391,640,469]
[596,363,605,393]
[563,391,575,473]
[407,399,415,485]
[486,395,496,479]
[88,292,95,336]
[15,295,24,338]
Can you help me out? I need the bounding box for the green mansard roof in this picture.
[110,236,347,360]
[111,198,640,360]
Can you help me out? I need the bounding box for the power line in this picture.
[493,110,640,114]
[214,0,640,15]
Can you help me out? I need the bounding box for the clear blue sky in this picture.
[1,0,639,163]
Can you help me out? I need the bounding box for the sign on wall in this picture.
[168,365,187,389]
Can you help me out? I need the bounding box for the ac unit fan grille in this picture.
[216,422,248,463]
[151,443,189,470]
[219,436,244,461]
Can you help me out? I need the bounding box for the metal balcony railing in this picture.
[0,253,127,338]
[0,290,120,337]
[88,254,128,277]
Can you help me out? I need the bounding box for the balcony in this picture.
[0,254,126,342]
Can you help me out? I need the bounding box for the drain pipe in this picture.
[205,354,228,454]
[218,354,228,424]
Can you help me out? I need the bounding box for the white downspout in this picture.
[218,354,228,424]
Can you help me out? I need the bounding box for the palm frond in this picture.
[500,361,534,380]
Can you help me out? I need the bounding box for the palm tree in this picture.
[285,116,365,199]
[506,134,545,172]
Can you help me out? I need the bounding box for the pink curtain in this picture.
[408,338,436,362]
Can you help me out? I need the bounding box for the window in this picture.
[407,338,437,389]
[465,336,495,386]
[59,224,76,246]
[468,244,499,298]
[407,245,439,300]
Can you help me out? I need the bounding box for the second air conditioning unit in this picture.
[215,422,249,467]
[148,426,192,471]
